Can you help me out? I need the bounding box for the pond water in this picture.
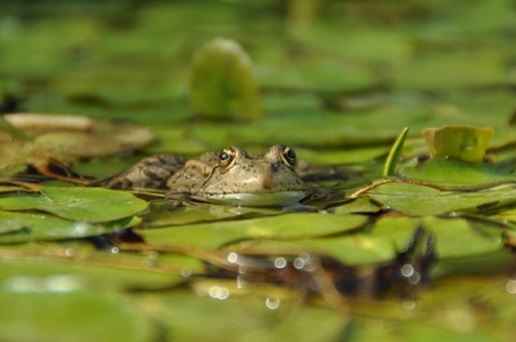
[0,1,515,341]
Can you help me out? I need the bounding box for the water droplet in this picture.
[408,273,421,284]
[238,265,247,275]
[142,252,159,267]
[227,252,238,264]
[293,257,306,269]
[402,300,416,310]
[265,297,281,310]
[180,267,192,278]
[273,257,287,269]
[401,264,414,277]
[65,247,76,257]
[209,285,230,300]
[506,279,516,294]
[43,275,82,293]
[236,275,245,289]
[4,275,81,293]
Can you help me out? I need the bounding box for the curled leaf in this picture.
[423,125,494,162]
[4,113,154,159]
[188,38,263,120]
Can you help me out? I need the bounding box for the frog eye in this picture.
[281,146,296,167]
[218,147,237,170]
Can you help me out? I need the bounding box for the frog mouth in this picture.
[194,191,308,207]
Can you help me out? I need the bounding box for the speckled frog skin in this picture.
[98,145,312,207]
[166,145,308,206]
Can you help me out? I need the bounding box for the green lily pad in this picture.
[0,187,148,222]
[134,288,348,342]
[237,216,420,266]
[0,242,202,290]
[0,140,46,174]
[0,211,140,243]
[0,291,154,342]
[400,158,516,185]
[142,203,283,228]
[350,275,516,341]
[140,213,368,250]
[243,215,504,265]
[368,182,516,216]
[423,125,494,162]
[421,216,503,258]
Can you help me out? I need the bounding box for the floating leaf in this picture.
[348,275,516,341]
[423,125,494,162]
[0,291,154,342]
[0,187,148,222]
[5,113,154,159]
[0,140,47,175]
[134,288,348,342]
[0,243,201,290]
[239,216,420,265]
[400,157,516,185]
[0,211,140,243]
[143,203,282,228]
[421,216,503,258]
[243,215,504,265]
[140,213,368,250]
[368,182,516,216]
[0,116,28,140]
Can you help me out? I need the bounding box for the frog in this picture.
[96,145,348,207]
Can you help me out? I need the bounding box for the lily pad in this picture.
[237,216,420,266]
[242,215,504,265]
[142,203,283,228]
[423,125,494,162]
[134,288,348,342]
[0,243,201,290]
[0,211,140,243]
[140,213,368,250]
[0,187,148,222]
[0,291,154,342]
[5,113,155,159]
[368,182,516,216]
[400,158,516,185]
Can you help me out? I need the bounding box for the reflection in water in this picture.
[506,279,516,294]
[208,285,230,300]
[195,227,436,309]
[5,274,82,293]
[265,296,281,310]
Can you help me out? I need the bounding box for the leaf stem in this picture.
[349,178,515,198]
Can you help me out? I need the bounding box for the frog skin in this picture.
[97,145,316,207]
[166,145,309,206]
